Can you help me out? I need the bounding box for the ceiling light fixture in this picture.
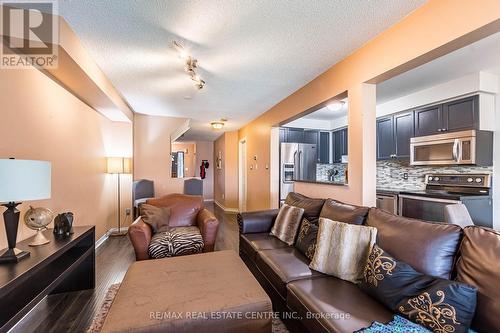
[173,41,206,90]
[211,121,225,130]
[327,101,344,112]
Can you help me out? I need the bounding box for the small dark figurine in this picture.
[53,212,74,237]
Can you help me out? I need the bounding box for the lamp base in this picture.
[108,230,128,237]
[0,247,30,263]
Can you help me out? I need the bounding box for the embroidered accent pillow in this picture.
[309,218,377,283]
[140,204,171,233]
[361,244,477,333]
[270,204,304,245]
[294,218,318,260]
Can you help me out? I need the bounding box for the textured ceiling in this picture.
[377,32,500,104]
[57,0,425,141]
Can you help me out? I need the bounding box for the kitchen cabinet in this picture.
[332,128,347,163]
[376,117,395,160]
[303,129,319,145]
[279,128,286,143]
[442,95,478,132]
[319,131,330,163]
[394,111,414,158]
[415,104,442,137]
[414,95,478,136]
[286,128,304,143]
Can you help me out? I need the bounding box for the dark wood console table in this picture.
[0,226,95,332]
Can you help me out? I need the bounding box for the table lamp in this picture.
[0,159,51,263]
[107,157,132,236]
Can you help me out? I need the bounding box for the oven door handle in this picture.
[399,194,460,204]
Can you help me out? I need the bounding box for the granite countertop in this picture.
[294,179,347,186]
[376,188,405,195]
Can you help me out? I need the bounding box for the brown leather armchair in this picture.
[128,193,219,260]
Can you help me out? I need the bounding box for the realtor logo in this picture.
[1,0,58,69]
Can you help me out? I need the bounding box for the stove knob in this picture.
[475,178,482,183]
[428,176,433,181]
[434,177,440,181]
[467,178,473,183]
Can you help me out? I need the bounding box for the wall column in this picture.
[348,83,377,206]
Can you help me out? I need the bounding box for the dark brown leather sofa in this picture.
[238,192,500,333]
[129,193,219,260]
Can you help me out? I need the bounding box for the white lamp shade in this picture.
[0,159,51,203]
[106,157,132,174]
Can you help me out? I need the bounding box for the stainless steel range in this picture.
[399,173,492,228]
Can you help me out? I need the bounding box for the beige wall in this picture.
[0,68,133,248]
[239,0,500,211]
[172,142,196,178]
[214,131,239,210]
[133,114,188,197]
[194,141,214,200]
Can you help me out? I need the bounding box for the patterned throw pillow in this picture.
[148,226,204,259]
[270,204,304,245]
[309,218,377,283]
[294,218,318,260]
[361,244,477,333]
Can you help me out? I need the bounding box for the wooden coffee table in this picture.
[102,250,272,333]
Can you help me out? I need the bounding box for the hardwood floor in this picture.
[12,202,239,333]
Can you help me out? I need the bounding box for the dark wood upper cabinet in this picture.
[286,128,304,143]
[442,95,478,132]
[331,128,347,163]
[376,117,395,160]
[319,131,330,163]
[303,129,319,144]
[415,104,442,136]
[394,111,414,158]
[279,128,286,143]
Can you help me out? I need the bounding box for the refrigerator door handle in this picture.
[293,150,298,180]
[298,150,302,180]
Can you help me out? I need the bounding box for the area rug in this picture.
[87,283,289,333]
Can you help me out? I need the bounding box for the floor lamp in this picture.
[107,157,132,237]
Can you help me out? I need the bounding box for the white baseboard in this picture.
[204,199,214,202]
[214,200,239,213]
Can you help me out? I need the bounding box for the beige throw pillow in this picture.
[310,218,377,283]
[140,204,171,233]
[270,204,305,245]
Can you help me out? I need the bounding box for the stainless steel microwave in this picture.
[410,130,493,166]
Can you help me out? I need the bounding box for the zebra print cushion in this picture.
[148,226,204,259]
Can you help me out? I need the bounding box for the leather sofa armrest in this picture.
[128,217,153,261]
[197,208,219,252]
[237,209,279,234]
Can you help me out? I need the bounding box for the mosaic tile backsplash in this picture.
[317,163,347,183]
[377,160,493,190]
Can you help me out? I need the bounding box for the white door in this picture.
[239,139,247,212]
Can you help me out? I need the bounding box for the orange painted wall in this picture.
[0,68,133,248]
[133,114,188,197]
[214,131,239,209]
[239,0,500,211]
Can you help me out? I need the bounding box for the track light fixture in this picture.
[173,41,206,90]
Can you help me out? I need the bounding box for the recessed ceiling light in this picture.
[211,122,224,130]
[327,101,344,112]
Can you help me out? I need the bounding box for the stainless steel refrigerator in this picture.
[280,143,317,201]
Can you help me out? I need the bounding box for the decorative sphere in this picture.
[24,206,54,231]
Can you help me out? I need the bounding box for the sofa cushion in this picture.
[285,192,325,223]
[319,198,369,225]
[310,219,377,283]
[294,218,318,260]
[148,226,204,259]
[366,208,462,279]
[287,277,393,333]
[456,226,500,333]
[239,233,289,260]
[256,247,324,298]
[147,194,203,227]
[270,204,304,245]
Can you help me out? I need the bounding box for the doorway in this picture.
[239,138,247,212]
